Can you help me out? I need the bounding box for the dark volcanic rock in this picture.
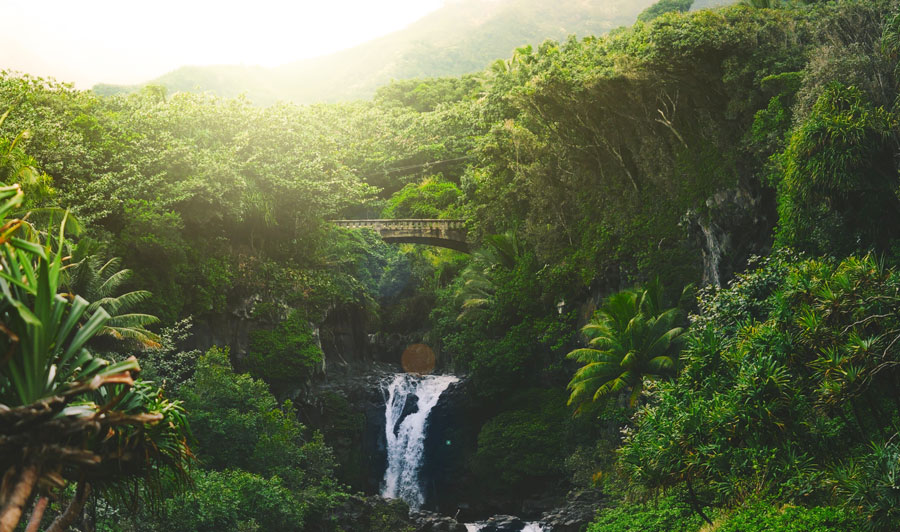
[296,363,398,492]
[328,494,413,532]
[479,515,525,531]
[396,392,420,434]
[683,186,774,288]
[539,489,606,532]
[409,509,467,532]
[421,377,478,513]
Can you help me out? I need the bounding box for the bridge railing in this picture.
[332,219,466,231]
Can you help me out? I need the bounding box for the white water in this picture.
[381,372,459,509]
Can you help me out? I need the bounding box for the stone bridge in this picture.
[332,219,469,253]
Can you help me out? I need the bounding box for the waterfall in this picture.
[381,372,459,508]
[699,221,723,288]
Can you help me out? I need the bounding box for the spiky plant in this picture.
[0,182,190,532]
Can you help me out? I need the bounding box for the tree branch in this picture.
[45,482,90,532]
[0,465,38,532]
[23,496,47,532]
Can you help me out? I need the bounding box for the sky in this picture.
[0,0,447,89]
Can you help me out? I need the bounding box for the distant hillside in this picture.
[94,0,659,105]
[692,0,736,8]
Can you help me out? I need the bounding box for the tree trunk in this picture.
[0,465,39,532]
[24,497,47,532]
[686,476,714,526]
[46,482,90,532]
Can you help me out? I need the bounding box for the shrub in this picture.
[474,389,571,490]
[246,310,324,382]
[585,495,703,532]
[181,347,337,494]
[157,469,303,532]
[717,503,863,532]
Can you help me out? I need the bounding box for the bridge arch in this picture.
[332,219,469,253]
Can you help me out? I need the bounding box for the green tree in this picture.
[381,175,463,219]
[638,0,694,23]
[774,83,899,256]
[567,280,686,413]
[155,469,304,532]
[455,231,524,321]
[180,347,339,518]
[619,253,900,530]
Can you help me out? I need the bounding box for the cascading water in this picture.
[381,372,459,509]
[699,220,724,288]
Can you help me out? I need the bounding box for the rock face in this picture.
[319,306,371,365]
[410,509,468,532]
[683,187,774,287]
[420,377,478,514]
[297,362,397,492]
[327,494,414,532]
[538,490,606,532]
[479,515,526,531]
[189,294,261,359]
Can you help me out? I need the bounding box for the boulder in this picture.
[539,489,606,532]
[328,494,414,532]
[480,515,525,532]
[409,509,468,532]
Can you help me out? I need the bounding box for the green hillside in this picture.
[94,0,659,104]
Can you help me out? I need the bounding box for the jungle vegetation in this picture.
[3,0,900,530]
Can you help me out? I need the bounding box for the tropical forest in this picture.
[2,0,900,530]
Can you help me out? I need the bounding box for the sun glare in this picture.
[1,0,446,88]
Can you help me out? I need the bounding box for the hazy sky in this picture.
[1,0,447,88]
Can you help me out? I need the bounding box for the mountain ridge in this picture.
[93,0,734,105]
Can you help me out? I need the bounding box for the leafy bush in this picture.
[774,83,899,256]
[156,469,303,532]
[181,347,338,496]
[585,495,703,532]
[138,317,201,394]
[381,175,463,219]
[717,503,863,532]
[474,389,574,492]
[619,254,900,530]
[834,438,900,532]
[246,310,324,382]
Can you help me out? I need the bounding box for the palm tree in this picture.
[456,231,523,320]
[566,279,687,414]
[64,238,160,346]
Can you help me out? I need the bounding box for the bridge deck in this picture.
[332,219,469,252]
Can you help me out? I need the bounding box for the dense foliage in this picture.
[5,0,900,529]
[620,254,900,529]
